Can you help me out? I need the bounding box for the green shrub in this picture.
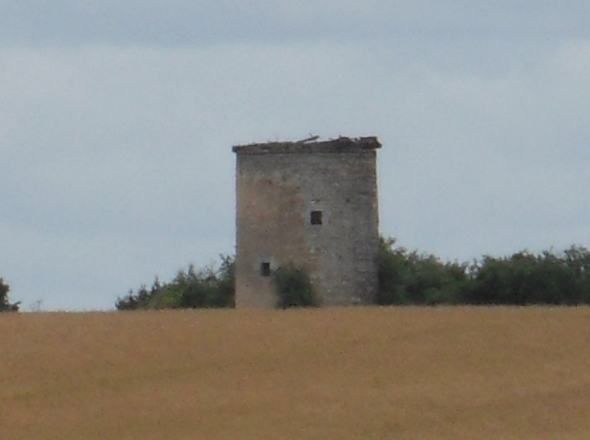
[273,266,318,309]
[0,278,19,312]
[376,237,467,306]
[377,238,590,306]
[460,250,586,305]
[116,256,235,310]
[148,288,184,310]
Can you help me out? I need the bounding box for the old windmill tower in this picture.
[232,136,381,307]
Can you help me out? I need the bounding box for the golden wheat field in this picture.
[1,307,589,439]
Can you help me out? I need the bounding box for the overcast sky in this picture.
[1,2,589,311]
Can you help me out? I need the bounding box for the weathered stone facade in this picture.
[233,137,381,308]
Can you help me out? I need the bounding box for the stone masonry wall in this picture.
[234,138,380,308]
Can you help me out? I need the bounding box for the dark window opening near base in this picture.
[260,262,271,277]
[310,210,323,225]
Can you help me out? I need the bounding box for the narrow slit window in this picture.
[260,262,271,277]
[310,210,323,225]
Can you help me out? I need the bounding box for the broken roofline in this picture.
[232,136,382,155]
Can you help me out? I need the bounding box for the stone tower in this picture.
[232,136,381,308]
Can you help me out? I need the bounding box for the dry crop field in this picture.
[1,307,589,439]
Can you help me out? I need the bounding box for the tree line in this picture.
[115,237,590,310]
[2,237,589,312]
[376,238,590,306]
[115,255,235,311]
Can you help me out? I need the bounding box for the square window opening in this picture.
[260,262,271,277]
[310,210,323,225]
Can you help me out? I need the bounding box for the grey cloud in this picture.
[1,2,589,46]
